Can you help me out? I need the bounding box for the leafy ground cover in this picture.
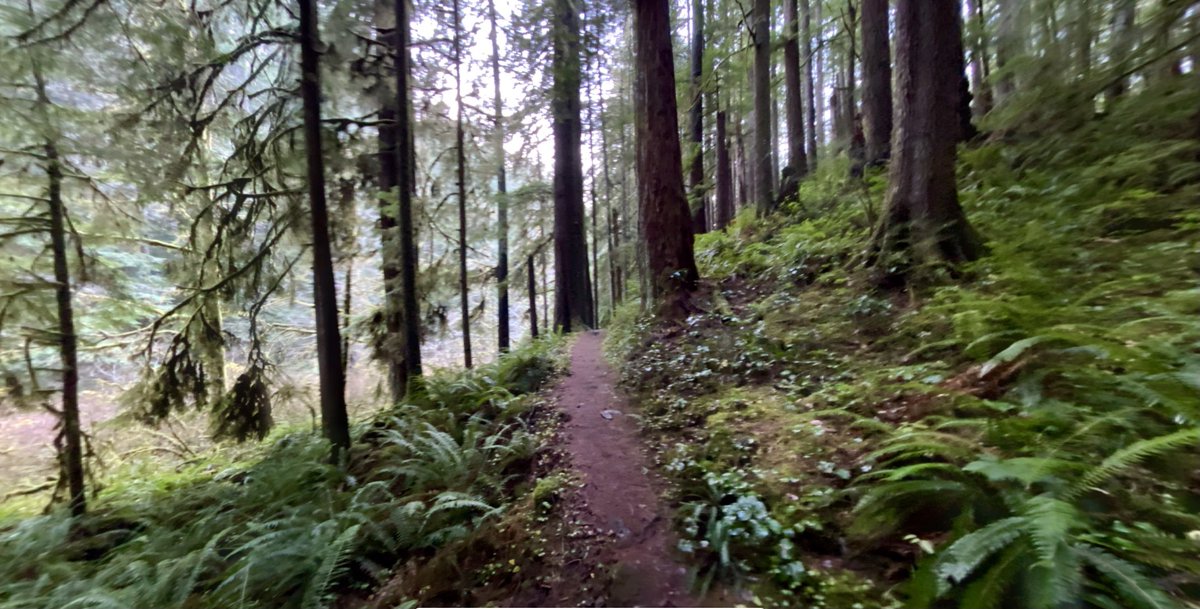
[607,84,1200,609]
[0,338,568,609]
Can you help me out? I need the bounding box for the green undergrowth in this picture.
[609,86,1200,608]
[0,337,567,609]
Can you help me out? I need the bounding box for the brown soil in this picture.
[536,330,694,608]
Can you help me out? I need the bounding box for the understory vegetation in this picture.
[608,81,1200,609]
[0,339,565,609]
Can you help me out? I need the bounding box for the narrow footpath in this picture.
[544,330,693,607]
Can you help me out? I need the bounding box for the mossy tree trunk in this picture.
[752,0,773,216]
[868,0,983,284]
[393,0,423,385]
[633,0,700,309]
[860,0,892,166]
[551,0,594,332]
[783,0,809,183]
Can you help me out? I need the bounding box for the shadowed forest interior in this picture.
[2,0,1200,607]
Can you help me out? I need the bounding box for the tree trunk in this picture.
[552,0,594,332]
[615,90,628,305]
[1107,0,1136,100]
[784,0,809,181]
[735,116,748,210]
[488,0,509,353]
[994,0,1027,105]
[801,0,818,169]
[376,97,407,401]
[1073,0,1093,79]
[689,0,707,234]
[34,50,86,514]
[452,0,472,368]
[586,48,602,318]
[965,0,993,118]
[539,246,549,336]
[341,262,352,375]
[869,0,983,282]
[191,148,227,406]
[771,70,780,190]
[46,141,86,516]
[634,0,700,308]
[814,0,827,151]
[393,0,423,383]
[844,0,862,171]
[860,0,892,166]
[527,255,538,339]
[599,88,618,312]
[30,25,93,519]
[298,0,351,455]
[953,9,978,141]
[752,0,774,215]
[715,109,734,228]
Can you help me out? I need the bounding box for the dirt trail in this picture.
[546,330,693,607]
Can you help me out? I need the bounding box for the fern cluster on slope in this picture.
[0,338,564,609]
[608,74,1200,608]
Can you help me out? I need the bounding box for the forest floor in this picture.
[529,330,693,607]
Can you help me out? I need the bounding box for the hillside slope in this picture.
[608,84,1200,608]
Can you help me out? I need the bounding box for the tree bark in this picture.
[46,141,85,516]
[1107,0,1136,100]
[784,0,809,181]
[341,262,352,375]
[870,0,983,282]
[633,0,700,306]
[801,0,818,169]
[994,0,1027,105]
[33,50,85,514]
[735,116,748,210]
[527,255,538,339]
[689,0,708,233]
[965,0,993,118]
[393,0,423,382]
[599,86,618,312]
[844,0,862,170]
[752,0,774,215]
[860,0,892,166]
[614,88,628,305]
[488,0,509,353]
[1073,0,1093,79]
[298,0,351,455]
[552,0,594,332]
[715,109,734,228]
[376,99,407,401]
[953,8,978,141]
[452,0,472,368]
[586,44,601,317]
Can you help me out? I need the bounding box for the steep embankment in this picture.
[608,121,1200,608]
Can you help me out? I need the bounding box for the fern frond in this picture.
[173,528,228,608]
[301,524,360,609]
[1077,545,1181,609]
[854,462,963,483]
[934,517,1026,595]
[964,456,1075,487]
[852,479,969,537]
[958,542,1024,609]
[1068,427,1200,500]
[1022,495,1079,564]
